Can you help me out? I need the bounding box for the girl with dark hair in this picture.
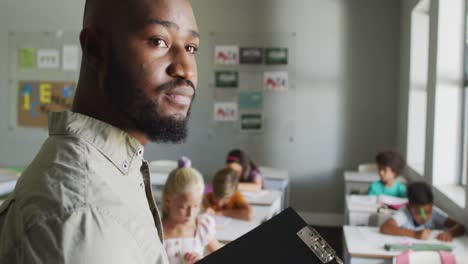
[225,149,263,192]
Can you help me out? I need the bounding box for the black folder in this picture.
[199,207,343,264]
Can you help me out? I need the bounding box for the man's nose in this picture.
[166,47,196,81]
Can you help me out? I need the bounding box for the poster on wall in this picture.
[214,102,238,122]
[265,47,288,65]
[215,71,238,88]
[239,47,263,64]
[18,81,76,127]
[37,49,60,69]
[241,113,262,131]
[62,45,80,71]
[214,45,239,65]
[263,71,288,91]
[18,48,36,70]
[239,91,262,110]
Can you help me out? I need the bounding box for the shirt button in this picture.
[140,182,144,188]
[137,148,144,157]
[122,161,129,170]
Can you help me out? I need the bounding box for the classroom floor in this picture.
[310,225,343,259]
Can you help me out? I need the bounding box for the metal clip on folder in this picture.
[297,226,344,264]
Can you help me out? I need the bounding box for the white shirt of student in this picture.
[392,206,448,231]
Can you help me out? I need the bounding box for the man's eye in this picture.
[186,45,198,54]
[150,38,168,48]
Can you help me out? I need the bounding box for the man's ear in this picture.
[79,27,107,71]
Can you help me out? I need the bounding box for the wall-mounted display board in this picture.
[18,81,76,128]
[209,32,296,137]
[8,31,81,129]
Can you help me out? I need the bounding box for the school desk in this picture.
[214,202,281,243]
[345,195,406,226]
[342,225,468,264]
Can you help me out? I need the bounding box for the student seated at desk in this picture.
[225,149,263,192]
[368,150,407,198]
[204,168,253,221]
[163,157,222,264]
[380,182,465,242]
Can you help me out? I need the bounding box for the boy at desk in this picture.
[204,168,253,221]
[380,182,465,242]
[368,150,407,198]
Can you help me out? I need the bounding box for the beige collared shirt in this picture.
[0,111,169,264]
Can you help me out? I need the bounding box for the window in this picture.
[406,0,465,187]
[461,10,468,186]
[407,0,430,175]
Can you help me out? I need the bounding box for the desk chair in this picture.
[358,163,378,172]
[369,211,393,227]
[148,160,178,173]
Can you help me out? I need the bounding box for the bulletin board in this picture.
[8,31,81,129]
[208,32,297,137]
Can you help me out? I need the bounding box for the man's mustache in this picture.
[156,78,196,94]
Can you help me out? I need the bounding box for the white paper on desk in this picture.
[62,45,79,71]
[241,190,268,199]
[213,216,232,230]
[242,190,276,205]
[378,195,408,206]
[357,227,449,246]
[349,195,378,206]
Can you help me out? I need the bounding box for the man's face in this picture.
[104,0,199,142]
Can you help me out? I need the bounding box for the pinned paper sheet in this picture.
[214,102,238,122]
[18,48,36,70]
[264,71,288,91]
[240,47,263,64]
[240,113,262,131]
[239,91,262,109]
[214,45,239,65]
[215,71,238,88]
[265,47,288,65]
[37,49,59,69]
[62,45,80,71]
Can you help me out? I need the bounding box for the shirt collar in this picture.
[48,111,145,175]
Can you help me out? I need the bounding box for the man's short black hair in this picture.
[407,182,433,205]
[375,150,406,175]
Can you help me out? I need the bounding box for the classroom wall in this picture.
[0,0,401,224]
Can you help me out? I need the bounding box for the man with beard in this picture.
[0,0,199,263]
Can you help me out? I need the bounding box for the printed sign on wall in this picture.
[215,71,239,88]
[241,113,262,131]
[214,102,238,122]
[265,48,288,65]
[214,45,239,65]
[62,45,80,71]
[264,71,289,91]
[37,49,60,69]
[18,81,76,127]
[239,91,262,110]
[239,47,263,64]
[18,48,36,70]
